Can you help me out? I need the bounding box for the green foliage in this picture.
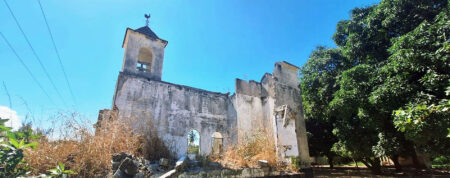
[300,47,350,166]
[300,47,352,122]
[386,6,450,156]
[0,118,39,177]
[433,155,450,165]
[187,145,199,154]
[48,162,76,178]
[301,0,449,172]
[188,130,198,145]
[394,100,450,156]
[188,130,200,154]
[330,65,383,171]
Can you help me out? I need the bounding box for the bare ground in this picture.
[312,166,450,178]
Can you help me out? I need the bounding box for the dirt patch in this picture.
[312,166,450,177]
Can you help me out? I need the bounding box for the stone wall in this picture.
[122,29,167,81]
[113,73,236,157]
[231,62,310,165]
[272,62,310,165]
[108,61,310,167]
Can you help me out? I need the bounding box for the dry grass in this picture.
[216,124,299,173]
[24,111,170,177]
[133,116,173,161]
[216,128,278,169]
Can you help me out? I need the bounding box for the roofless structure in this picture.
[98,15,310,167]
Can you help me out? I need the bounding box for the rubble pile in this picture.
[110,152,306,178]
[111,152,188,178]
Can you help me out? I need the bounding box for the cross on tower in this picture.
[145,14,151,26]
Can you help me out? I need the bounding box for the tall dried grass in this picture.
[133,116,173,161]
[217,128,278,169]
[24,111,169,177]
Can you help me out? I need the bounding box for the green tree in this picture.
[329,0,448,171]
[300,0,448,173]
[330,64,383,173]
[187,130,199,154]
[374,3,450,162]
[300,47,351,168]
[188,130,198,145]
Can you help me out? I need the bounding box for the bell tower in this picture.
[121,14,168,80]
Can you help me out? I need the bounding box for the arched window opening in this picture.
[211,132,223,155]
[187,130,200,155]
[137,47,153,72]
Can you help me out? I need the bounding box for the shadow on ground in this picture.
[312,166,450,178]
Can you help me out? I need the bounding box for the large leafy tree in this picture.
[300,0,449,173]
[386,8,450,156]
[329,65,383,173]
[300,47,350,168]
[332,0,448,169]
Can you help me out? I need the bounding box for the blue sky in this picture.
[0,0,380,129]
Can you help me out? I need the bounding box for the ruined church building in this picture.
[99,18,310,165]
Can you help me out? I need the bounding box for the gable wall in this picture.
[113,73,235,157]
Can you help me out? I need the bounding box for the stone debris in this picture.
[112,161,121,171]
[134,172,145,178]
[109,152,306,177]
[148,163,159,172]
[110,152,193,178]
[160,158,170,167]
[111,152,155,178]
[175,156,187,172]
[159,169,176,178]
[119,157,139,175]
[113,169,132,178]
[258,160,269,167]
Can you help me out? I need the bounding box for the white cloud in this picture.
[0,106,22,130]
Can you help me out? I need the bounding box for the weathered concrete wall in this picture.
[103,24,311,168]
[110,26,310,165]
[113,73,236,157]
[231,62,310,166]
[110,62,310,166]
[233,79,266,139]
[272,62,300,88]
[122,29,167,81]
[272,62,310,166]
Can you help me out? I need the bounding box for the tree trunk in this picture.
[360,159,371,169]
[353,159,358,169]
[371,158,382,174]
[327,154,334,169]
[361,158,381,174]
[411,152,426,169]
[392,155,402,172]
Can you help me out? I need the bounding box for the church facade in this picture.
[99,21,310,166]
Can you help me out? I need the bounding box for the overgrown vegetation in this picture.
[217,129,278,169]
[0,118,37,177]
[4,111,171,177]
[187,130,200,154]
[48,163,76,178]
[24,112,142,177]
[300,0,449,174]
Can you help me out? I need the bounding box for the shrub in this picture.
[133,117,173,161]
[24,112,143,177]
[48,163,76,178]
[0,118,38,177]
[433,156,450,165]
[24,111,172,177]
[217,129,277,169]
